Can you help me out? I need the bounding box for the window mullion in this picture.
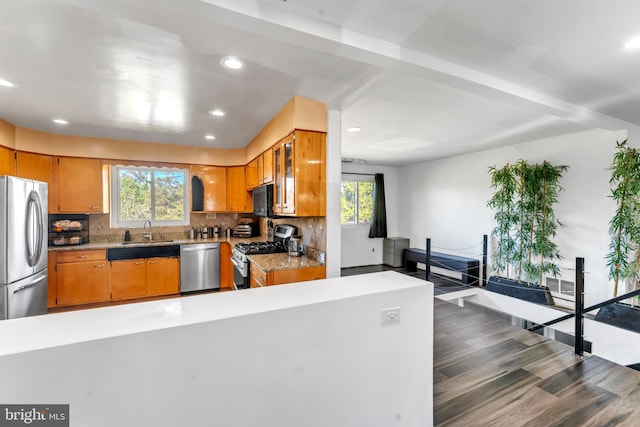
[149,171,156,221]
[116,167,123,223]
[354,181,359,224]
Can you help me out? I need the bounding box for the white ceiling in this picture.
[1,0,640,166]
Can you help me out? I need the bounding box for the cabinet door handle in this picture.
[134,261,144,265]
[77,255,88,259]
[94,264,105,268]
[148,261,158,264]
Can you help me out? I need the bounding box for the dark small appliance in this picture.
[252,184,274,217]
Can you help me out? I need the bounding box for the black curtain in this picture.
[369,173,388,238]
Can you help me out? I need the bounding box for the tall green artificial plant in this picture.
[488,163,518,279]
[488,160,568,286]
[531,161,568,284]
[607,139,640,298]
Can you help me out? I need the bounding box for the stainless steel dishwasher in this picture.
[180,243,220,294]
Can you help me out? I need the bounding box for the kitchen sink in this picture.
[108,244,180,261]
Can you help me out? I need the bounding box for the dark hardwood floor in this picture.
[434,298,640,426]
[342,265,640,426]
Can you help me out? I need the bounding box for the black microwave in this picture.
[253,184,274,217]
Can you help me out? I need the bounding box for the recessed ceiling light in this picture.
[0,78,16,87]
[205,134,216,140]
[208,109,225,117]
[346,127,361,133]
[52,118,69,125]
[220,56,245,70]
[625,36,640,50]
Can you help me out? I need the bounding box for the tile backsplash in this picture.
[88,213,327,252]
[258,216,326,252]
[89,213,254,243]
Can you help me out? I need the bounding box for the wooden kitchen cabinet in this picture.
[0,145,15,176]
[110,259,147,300]
[110,256,180,300]
[220,242,233,289]
[47,251,57,308]
[146,257,180,296]
[226,166,250,213]
[272,266,326,284]
[249,261,326,287]
[273,130,326,216]
[248,148,274,190]
[245,157,259,190]
[191,165,226,212]
[16,151,55,212]
[57,156,108,213]
[274,133,295,214]
[56,249,109,306]
[261,148,274,184]
[250,262,268,288]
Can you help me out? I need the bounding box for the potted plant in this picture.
[486,160,568,305]
[600,139,640,330]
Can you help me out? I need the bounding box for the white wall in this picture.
[341,163,402,268]
[399,128,626,305]
[0,273,433,427]
[325,109,342,278]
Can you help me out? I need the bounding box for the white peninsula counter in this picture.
[0,271,434,427]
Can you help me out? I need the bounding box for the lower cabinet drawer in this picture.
[57,249,106,263]
[250,264,267,287]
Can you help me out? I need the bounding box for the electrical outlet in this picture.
[381,307,401,325]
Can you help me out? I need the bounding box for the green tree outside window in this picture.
[112,166,189,228]
[341,180,373,224]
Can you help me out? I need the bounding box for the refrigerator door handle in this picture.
[25,190,44,267]
[14,282,37,294]
[13,273,47,294]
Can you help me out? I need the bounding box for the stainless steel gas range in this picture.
[230,224,296,289]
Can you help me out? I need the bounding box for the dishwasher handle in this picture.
[180,243,220,252]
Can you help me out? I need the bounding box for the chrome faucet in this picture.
[142,219,153,241]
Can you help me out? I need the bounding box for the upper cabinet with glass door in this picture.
[273,130,326,217]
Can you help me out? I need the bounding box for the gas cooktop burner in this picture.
[234,241,287,255]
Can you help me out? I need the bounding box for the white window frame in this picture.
[340,174,375,226]
[110,165,190,228]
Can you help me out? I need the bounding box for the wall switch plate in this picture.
[381,307,400,325]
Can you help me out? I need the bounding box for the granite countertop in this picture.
[248,252,324,272]
[48,237,264,251]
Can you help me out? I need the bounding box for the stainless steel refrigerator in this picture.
[0,176,48,319]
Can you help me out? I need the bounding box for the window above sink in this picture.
[110,165,189,229]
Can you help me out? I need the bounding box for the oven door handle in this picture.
[230,257,244,270]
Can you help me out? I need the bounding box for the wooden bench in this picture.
[404,248,480,286]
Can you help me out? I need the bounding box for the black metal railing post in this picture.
[426,238,431,282]
[574,257,585,356]
[482,234,488,287]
